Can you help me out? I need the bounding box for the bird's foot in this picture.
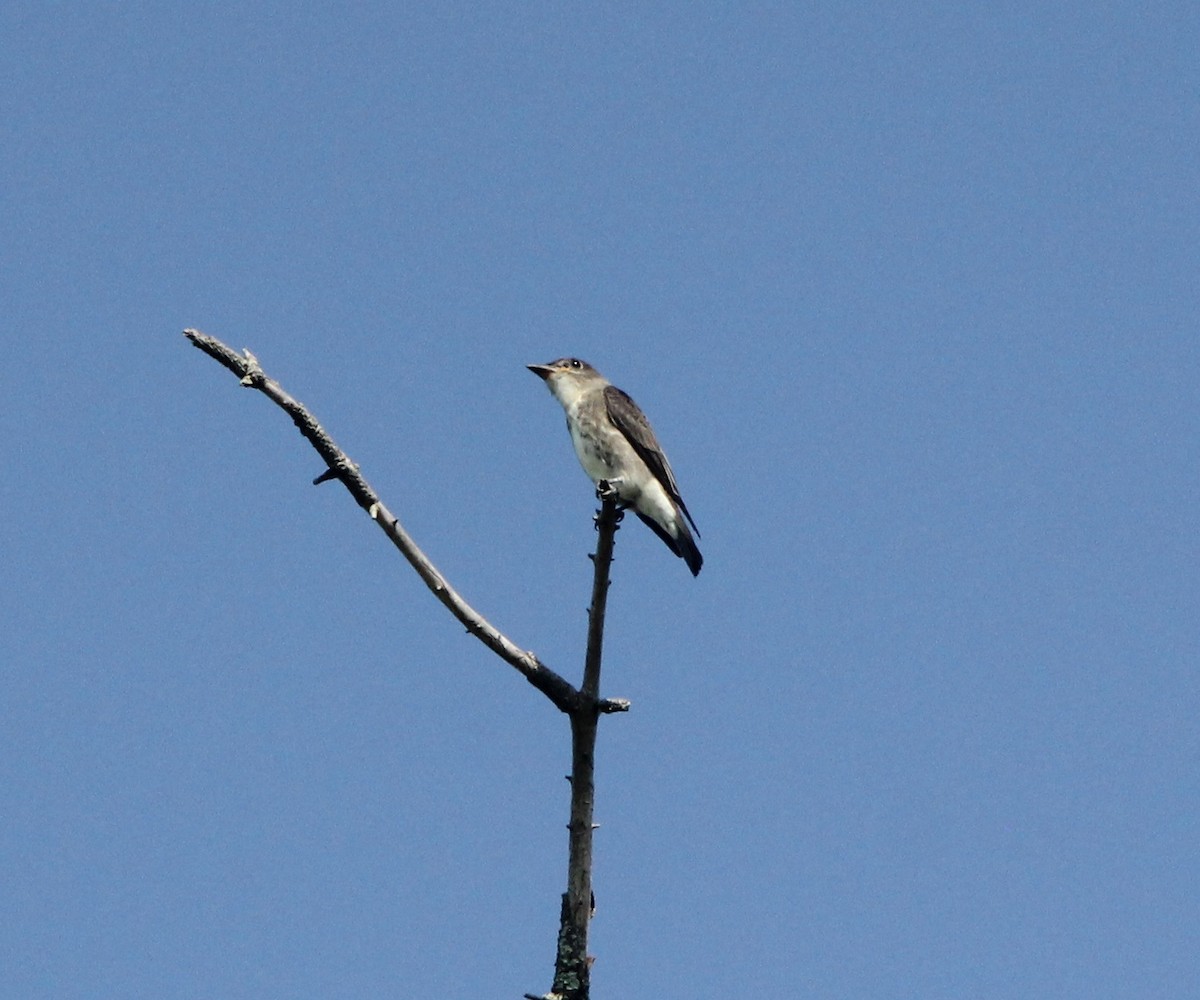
[596,478,624,501]
[593,480,627,529]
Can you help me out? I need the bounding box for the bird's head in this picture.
[527,357,607,406]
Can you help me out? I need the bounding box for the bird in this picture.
[527,357,702,576]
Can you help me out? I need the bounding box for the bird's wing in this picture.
[604,385,700,535]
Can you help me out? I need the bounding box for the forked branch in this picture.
[183,329,631,717]
[185,330,624,999]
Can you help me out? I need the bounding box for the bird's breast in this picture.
[569,420,617,480]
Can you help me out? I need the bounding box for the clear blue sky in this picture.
[3,4,1197,998]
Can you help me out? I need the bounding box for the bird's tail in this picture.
[637,510,704,577]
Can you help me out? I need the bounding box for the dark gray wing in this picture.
[604,385,700,536]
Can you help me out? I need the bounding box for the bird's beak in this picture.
[527,364,554,380]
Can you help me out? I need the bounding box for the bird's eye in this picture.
[569,359,582,368]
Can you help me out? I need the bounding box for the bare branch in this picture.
[548,496,620,1000]
[185,330,635,1000]
[183,329,581,712]
[583,498,620,701]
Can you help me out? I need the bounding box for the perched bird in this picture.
[527,357,702,576]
